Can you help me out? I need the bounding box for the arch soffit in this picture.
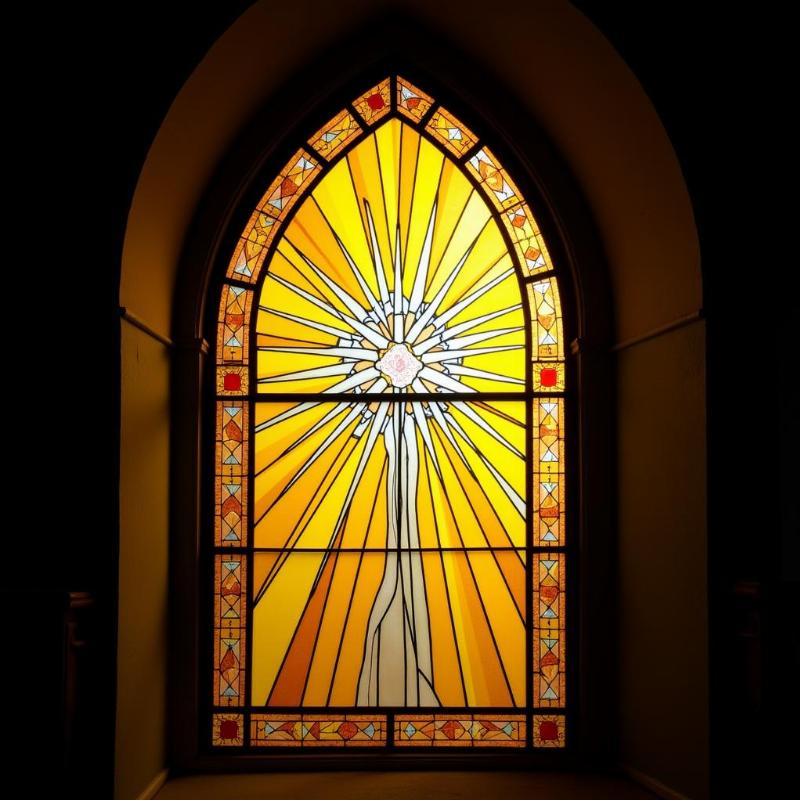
[120,0,700,346]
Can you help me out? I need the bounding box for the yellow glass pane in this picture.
[466,147,523,211]
[502,203,553,275]
[308,108,362,160]
[533,553,565,707]
[250,550,525,707]
[253,401,525,551]
[533,398,564,547]
[257,119,525,395]
[397,75,434,121]
[425,106,479,157]
[353,78,391,125]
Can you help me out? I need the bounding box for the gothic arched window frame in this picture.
[170,50,613,770]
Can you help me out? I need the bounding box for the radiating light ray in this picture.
[409,199,437,313]
[268,273,348,324]
[325,403,389,547]
[446,326,524,349]
[393,225,404,341]
[264,401,351,468]
[426,402,475,477]
[326,367,382,394]
[310,193,389,328]
[448,364,525,385]
[413,304,523,354]
[269,272,389,349]
[258,363,355,384]
[421,345,521,364]
[411,403,442,480]
[405,244,477,343]
[254,401,317,433]
[294,248,372,324]
[364,200,391,307]
[278,404,366,496]
[444,414,526,517]
[450,401,524,458]
[262,307,352,339]
[433,268,516,328]
[259,345,379,361]
[418,366,475,394]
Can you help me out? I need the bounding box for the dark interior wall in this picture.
[616,321,707,794]
[19,1,792,798]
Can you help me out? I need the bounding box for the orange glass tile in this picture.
[425,106,478,157]
[257,150,320,216]
[308,108,362,160]
[225,151,320,284]
[251,714,303,746]
[527,278,564,361]
[251,714,386,747]
[395,714,525,747]
[533,398,564,547]
[353,78,391,125]
[396,76,434,121]
[227,235,269,283]
[533,553,566,708]
[533,362,565,392]
[503,204,553,275]
[532,714,565,748]
[213,555,247,706]
[466,147,522,210]
[212,713,244,746]
[217,284,253,365]
[216,365,249,396]
[215,401,248,547]
[301,715,387,747]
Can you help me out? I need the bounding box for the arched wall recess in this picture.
[119,5,704,794]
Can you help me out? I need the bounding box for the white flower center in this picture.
[375,343,423,388]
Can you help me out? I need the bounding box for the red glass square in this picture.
[540,367,558,387]
[223,373,241,391]
[366,93,385,110]
[539,720,559,740]
[220,719,239,739]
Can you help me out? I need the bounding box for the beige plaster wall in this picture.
[617,321,708,798]
[117,322,170,800]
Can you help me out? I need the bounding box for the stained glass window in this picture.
[212,77,568,750]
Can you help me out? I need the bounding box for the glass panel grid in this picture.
[211,77,568,752]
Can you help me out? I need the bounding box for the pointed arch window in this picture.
[210,76,568,751]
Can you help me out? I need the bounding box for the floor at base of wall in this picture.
[153,771,658,800]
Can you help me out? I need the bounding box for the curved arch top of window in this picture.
[211,76,567,752]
